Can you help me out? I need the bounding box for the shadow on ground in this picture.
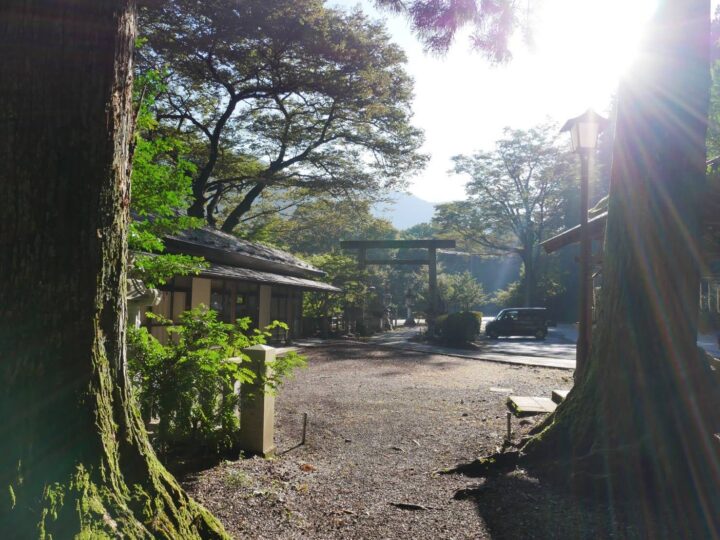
[452,472,626,539]
[450,460,710,539]
[309,342,460,369]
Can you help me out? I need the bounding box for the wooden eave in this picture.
[541,213,608,254]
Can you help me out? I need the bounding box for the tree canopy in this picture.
[438,271,488,312]
[130,67,207,286]
[374,0,526,60]
[139,0,427,232]
[273,198,397,255]
[435,124,574,305]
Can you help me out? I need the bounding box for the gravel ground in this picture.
[183,343,606,539]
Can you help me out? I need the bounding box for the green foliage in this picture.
[401,222,437,239]
[442,124,573,258]
[302,253,370,319]
[140,0,427,230]
[127,307,305,457]
[274,198,397,255]
[375,0,525,60]
[436,124,574,306]
[131,254,207,288]
[438,271,488,312]
[436,311,481,345]
[230,194,399,254]
[494,273,565,310]
[130,66,208,286]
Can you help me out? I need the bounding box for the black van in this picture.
[485,308,548,340]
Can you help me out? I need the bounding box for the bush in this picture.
[128,307,306,458]
[434,313,448,330]
[470,311,484,325]
[438,311,481,345]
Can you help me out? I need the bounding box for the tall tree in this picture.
[388,0,720,528]
[518,1,720,529]
[436,124,574,305]
[0,2,225,536]
[141,0,426,232]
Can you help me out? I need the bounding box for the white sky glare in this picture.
[329,0,660,203]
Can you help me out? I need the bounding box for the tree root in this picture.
[441,450,520,478]
[4,459,227,539]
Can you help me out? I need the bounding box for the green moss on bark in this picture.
[504,1,720,533]
[0,1,229,537]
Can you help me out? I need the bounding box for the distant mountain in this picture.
[372,192,436,230]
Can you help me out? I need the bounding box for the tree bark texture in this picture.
[0,2,226,537]
[520,1,720,532]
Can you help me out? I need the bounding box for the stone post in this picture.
[238,344,276,457]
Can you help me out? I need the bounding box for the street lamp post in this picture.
[561,109,608,378]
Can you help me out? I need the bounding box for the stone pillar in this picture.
[238,345,276,457]
[191,277,211,309]
[258,284,272,328]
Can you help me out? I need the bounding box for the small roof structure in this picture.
[541,162,720,257]
[200,262,340,293]
[166,227,324,278]
[541,212,608,254]
[162,226,339,293]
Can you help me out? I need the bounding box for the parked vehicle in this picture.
[485,307,549,340]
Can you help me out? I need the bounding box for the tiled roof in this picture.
[165,227,324,278]
[200,262,340,293]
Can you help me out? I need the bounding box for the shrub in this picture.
[438,311,481,345]
[127,306,305,458]
[434,313,448,328]
[470,311,484,325]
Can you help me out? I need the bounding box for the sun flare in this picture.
[528,0,657,108]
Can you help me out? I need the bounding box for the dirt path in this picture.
[184,343,580,539]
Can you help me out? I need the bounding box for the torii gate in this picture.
[340,239,457,331]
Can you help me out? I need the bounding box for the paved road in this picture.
[296,318,719,372]
[365,321,577,370]
[698,333,720,358]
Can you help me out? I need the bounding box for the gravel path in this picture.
[184,343,578,539]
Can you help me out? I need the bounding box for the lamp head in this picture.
[561,109,609,153]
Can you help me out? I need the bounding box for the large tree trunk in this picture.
[521,250,535,306]
[519,0,720,531]
[0,2,226,537]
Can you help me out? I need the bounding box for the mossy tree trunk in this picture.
[0,2,226,537]
[520,0,720,531]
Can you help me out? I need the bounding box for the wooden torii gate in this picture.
[340,239,457,331]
